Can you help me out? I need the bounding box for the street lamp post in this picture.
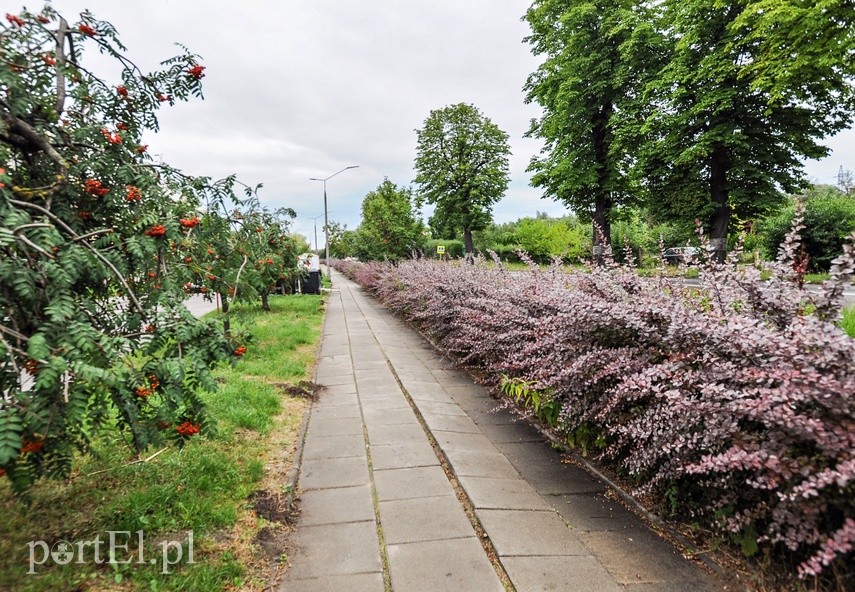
[310,165,358,281]
[308,213,327,252]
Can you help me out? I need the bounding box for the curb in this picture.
[284,407,311,512]
[284,289,331,511]
[521,417,729,579]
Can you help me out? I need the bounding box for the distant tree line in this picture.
[331,0,854,267]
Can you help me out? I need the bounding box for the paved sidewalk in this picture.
[280,270,726,592]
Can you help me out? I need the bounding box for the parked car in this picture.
[663,246,700,265]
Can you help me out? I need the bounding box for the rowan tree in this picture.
[0,7,241,493]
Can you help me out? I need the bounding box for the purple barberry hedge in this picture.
[335,218,855,579]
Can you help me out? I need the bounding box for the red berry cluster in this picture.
[101,128,122,144]
[175,421,200,436]
[6,13,25,27]
[125,185,142,202]
[187,64,205,79]
[84,179,109,197]
[21,440,44,454]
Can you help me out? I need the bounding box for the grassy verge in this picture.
[841,305,855,338]
[0,294,325,591]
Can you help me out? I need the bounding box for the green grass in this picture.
[0,294,325,591]
[841,305,855,338]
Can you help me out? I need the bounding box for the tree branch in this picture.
[54,18,70,117]
[9,199,146,316]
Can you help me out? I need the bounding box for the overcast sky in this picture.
[9,1,855,246]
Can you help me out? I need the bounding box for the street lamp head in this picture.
[310,165,359,183]
[309,165,359,281]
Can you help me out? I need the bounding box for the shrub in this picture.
[334,215,855,581]
[425,239,464,258]
[760,186,855,271]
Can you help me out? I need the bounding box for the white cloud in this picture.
[11,0,855,240]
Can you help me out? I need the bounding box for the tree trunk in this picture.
[463,227,474,264]
[591,104,614,266]
[220,293,231,338]
[592,194,613,266]
[709,145,730,262]
[260,291,270,312]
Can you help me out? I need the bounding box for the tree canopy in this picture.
[353,178,425,261]
[524,0,855,259]
[0,7,296,493]
[413,103,510,258]
[634,0,855,258]
[524,0,664,256]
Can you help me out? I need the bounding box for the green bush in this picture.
[474,215,591,264]
[425,239,464,258]
[759,186,855,271]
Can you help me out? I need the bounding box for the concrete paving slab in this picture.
[553,492,645,532]
[421,413,482,434]
[286,520,382,580]
[477,419,543,443]
[279,572,384,592]
[313,392,359,409]
[444,448,520,479]
[620,582,725,592]
[299,456,370,490]
[477,509,588,557]
[370,441,440,470]
[318,383,358,397]
[378,494,474,544]
[373,465,453,501]
[500,555,622,592]
[578,529,716,586]
[358,396,410,411]
[415,400,469,417]
[459,476,551,511]
[429,371,479,388]
[316,373,357,386]
[317,346,350,358]
[316,361,353,375]
[310,404,362,420]
[499,442,606,494]
[302,433,366,460]
[299,484,376,526]
[469,408,520,426]
[432,431,498,453]
[320,353,352,364]
[361,406,419,427]
[306,416,365,438]
[357,385,406,399]
[404,389,452,404]
[365,423,426,446]
[386,537,504,592]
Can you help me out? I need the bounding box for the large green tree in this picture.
[524,0,664,260]
[354,178,425,261]
[635,0,855,259]
[413,103,510,259]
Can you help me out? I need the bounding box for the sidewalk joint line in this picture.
[347,282,516,592]
[341,282,393,592]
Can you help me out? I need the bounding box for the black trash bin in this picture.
[301,271,321,294]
